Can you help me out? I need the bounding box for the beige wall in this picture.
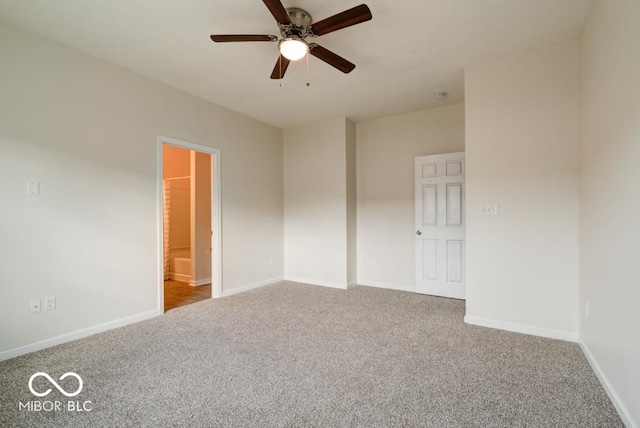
[356,104,465,290]
[464,41,580,340]
[163,144,190,179]
[579,1,640,425]
[192,151,211,284]
[346,119,357,286]
[163,145,191,253]
[284,117,352,288]
[0,23,283,355]
[168,179,191,253]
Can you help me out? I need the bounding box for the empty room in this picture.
[0,0,638,426]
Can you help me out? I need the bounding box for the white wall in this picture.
[356,104,465,291]
[579,1,640,425]
[464,41,580,340]
[0,23,283,356]
[284,117,351,288]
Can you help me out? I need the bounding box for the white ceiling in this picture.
[0,0,593,129]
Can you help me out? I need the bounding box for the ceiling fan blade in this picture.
[270,55,291,79]
[308,4,372,36]
[210,34,278,43]
[309,44,356,74]
[263,0,292,25]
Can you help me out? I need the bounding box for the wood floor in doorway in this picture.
[164,280,211,312]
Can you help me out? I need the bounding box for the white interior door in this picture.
[415,152,465,299]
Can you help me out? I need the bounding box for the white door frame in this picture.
[157,136,222,313]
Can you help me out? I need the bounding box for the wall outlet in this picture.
[269,256,274,266]
[44,296,56,311]
[480,204,499,216]
[29,299,41,314]
[26,180,40,196]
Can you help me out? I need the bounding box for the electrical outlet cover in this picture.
[480,204,499,216]
[44,296,56,311]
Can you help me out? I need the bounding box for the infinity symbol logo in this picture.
[28,372,83,397]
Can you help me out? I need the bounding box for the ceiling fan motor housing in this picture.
[281,8,313,37]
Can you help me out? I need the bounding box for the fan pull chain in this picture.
[306,51,310,87]
[279,55,282,88]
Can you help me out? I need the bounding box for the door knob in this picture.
[416,230,422,235]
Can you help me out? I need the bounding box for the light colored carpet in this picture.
[0,282,622,427]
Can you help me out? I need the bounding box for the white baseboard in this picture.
[358,280,415,293]
[464,315,578,343]
[579,339,637,428]
[222,276,284,297]
[284,276,348,290]
[0,309,161,362]
[189,278,211,287]
[169,272,190,283]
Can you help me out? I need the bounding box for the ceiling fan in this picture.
[210,0,372,79]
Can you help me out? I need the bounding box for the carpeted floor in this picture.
[0,282,622,427]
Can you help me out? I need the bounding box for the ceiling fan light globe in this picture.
[279,38,308,61]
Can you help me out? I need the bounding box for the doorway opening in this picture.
[158,136,222,312]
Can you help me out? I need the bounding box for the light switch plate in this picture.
[27,180,40,196]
